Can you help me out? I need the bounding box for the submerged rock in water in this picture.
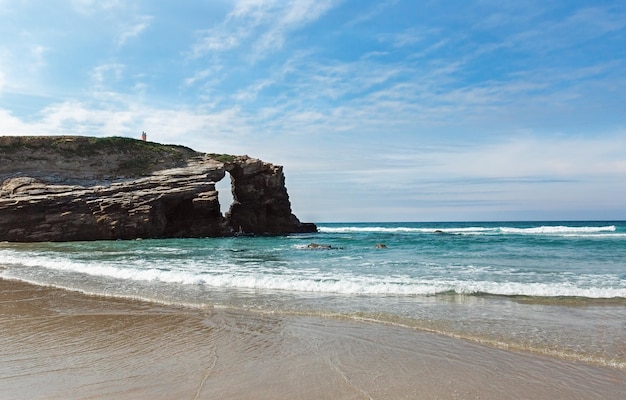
[0,136,316,241]
[306,243,333,249]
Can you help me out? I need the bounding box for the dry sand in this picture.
[1,278,625,399]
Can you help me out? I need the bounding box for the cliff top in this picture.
[0,135,235,184]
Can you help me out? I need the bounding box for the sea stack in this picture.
[0,136,317,241]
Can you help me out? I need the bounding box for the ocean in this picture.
[1,221,625,369]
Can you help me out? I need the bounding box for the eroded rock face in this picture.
[225,157,317,235]
[0,136,316,242]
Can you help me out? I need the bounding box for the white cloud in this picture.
[191,0,278,57]
[192,29,243,56]
[339,134,626,202]
[345,0,399,27]
[91,63,125,87]
[252,0,336,57]
[183,66,224,88]
[232,79,274,102]
[0,109,32,135]
[228,0,282,23]
[191,0,338,61]
[117,15,153,47]
[436,135,626,179]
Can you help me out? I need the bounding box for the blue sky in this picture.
[1,0,625,222]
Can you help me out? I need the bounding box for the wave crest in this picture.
[318,225,618,236]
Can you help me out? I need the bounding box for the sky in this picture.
[1,0,625,222]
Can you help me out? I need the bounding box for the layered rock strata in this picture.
[0,136,316,242]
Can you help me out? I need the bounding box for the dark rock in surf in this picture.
[306,243,332,249]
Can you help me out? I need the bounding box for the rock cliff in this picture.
[0,136,316,242]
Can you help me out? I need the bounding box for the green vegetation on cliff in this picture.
[0,136,235,179]
[207,153,237,163]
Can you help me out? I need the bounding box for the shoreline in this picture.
[2,278,626,399]
[6,271,626,371]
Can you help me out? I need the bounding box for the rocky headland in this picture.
[0,136,316,242]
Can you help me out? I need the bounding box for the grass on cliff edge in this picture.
[0,136,236,177]
[0,135,195,155]
[207,153,237,163]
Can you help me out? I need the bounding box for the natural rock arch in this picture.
[222,157,315,235]
[0,136,316,241]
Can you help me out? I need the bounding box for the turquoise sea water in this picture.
[1,221,625,368]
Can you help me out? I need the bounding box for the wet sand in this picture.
[1,278,625,399]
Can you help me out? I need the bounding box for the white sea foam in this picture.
[2,250,625,298]
[319,226,431,233]
[499,225,616,234]
[318,226,499,235]
[318,225,618,236]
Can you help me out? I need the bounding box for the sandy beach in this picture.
[0,278,625,399]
